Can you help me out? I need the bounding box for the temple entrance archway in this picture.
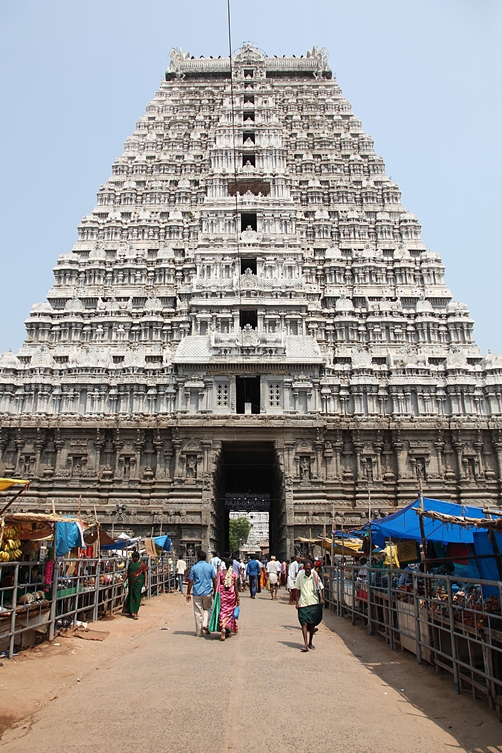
[212,441,286,559]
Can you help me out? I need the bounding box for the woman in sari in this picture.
[217,557,240,641]
[124,551,148,620]
[281,559,287,587]
[260,561,267,590]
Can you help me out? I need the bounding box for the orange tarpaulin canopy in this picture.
[0,478,29,492]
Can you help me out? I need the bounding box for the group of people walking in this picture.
[184,550,324,651]
[123,549,325,652]
[185,550,239,640]
[176,552,288,600]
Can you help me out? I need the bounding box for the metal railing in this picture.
[323,564,502,711]
[0,554,176,659]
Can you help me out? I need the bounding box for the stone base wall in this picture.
[2,415,502,558]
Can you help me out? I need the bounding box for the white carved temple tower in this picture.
[1,44,502,556]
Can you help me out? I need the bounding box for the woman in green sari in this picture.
[124,551,148,620]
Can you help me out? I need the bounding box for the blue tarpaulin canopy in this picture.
[100,538,139,551]
[153,535,172,551]
[100,535,172,552]
[369,498,489,549]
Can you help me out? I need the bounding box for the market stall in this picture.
[0,509,92,656]
[0,480,48,657]
[0,482,177,657]
[323,496,502,711]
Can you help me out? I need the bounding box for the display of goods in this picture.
[484,595,501,615]
[0,524,23,561]
[18,592,34,606]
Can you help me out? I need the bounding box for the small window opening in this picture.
[244,69,254,78]
[243,111,255,122]
[241,258,257,275]
[243,131,255,144]
[240,309,258,329]
[244,94,255,104]
[236,376,260,414]
[241,213,257,232]
[242,154,256,167]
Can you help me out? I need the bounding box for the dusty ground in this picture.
[0,589,500,753]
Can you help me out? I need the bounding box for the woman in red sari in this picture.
[217,558,240,641]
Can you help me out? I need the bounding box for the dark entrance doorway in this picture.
[213,442,285,559]
[236,376,260,414]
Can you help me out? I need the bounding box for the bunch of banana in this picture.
[3,538,21,551]
[3,525,21,540]
[0,524,23,561]
[0,549,23,561]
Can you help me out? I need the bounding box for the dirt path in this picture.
[0,590,501,753]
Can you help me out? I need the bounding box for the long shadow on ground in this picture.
[322,610,502,753]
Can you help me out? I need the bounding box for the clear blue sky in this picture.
[1,0,501,354]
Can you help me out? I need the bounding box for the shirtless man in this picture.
[266,555,281,600]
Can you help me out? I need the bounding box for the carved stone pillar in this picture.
[284,440,295,475]
[34,428,46,476]
[392,429,405,483]
[152,435,162,479]
[314,441,323,479]
[453,440,464,479]
[0,428,8,474]
[113,429,124,478]
[292,390,299,413]
[163,442,173,480]
[172,440,182,478]
[474,431,485,478]
[54,429,64,474]
[433,440,444,478]
[14,429,25,475]
[373,442,383,481]
[353,432,363,481]
[491,430,502,489]
[323,441,334,480]
[201,440,212,475]
[133,430,145,480]
[333,431,343,479]
[94,429,104,475]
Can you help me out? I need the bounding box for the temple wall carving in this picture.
[3,417,501,555]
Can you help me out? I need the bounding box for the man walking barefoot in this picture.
[266,555,281,600]
[295,559,324,652]
[176,555,187,594]
[287,554,301,605]
[186,550,216,636]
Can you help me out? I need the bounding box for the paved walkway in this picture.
[0,590,494,753]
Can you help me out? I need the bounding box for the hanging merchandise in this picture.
[383,543,399,567]
[0,523,23,561]
[55,521,85,557]
[396,540,420,564]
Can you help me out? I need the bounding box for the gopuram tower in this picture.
[2,44,502,557]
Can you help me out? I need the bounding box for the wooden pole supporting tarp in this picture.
[0,479,30,516]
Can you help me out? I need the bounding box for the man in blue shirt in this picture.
[186,550,216,636]
[245,555,261,599]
